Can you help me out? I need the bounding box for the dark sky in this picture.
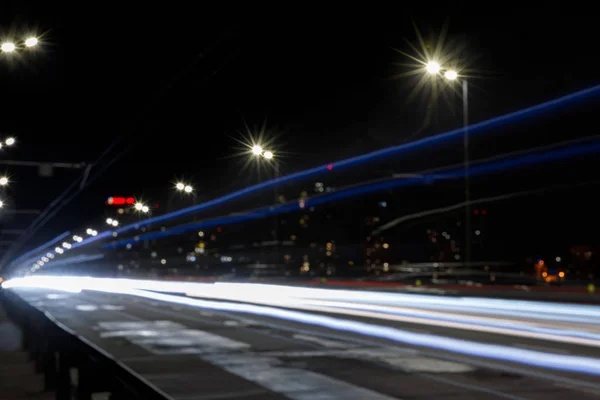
[1,8,599,257]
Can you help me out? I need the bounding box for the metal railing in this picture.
[1,290,172,400]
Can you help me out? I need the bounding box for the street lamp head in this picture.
[251,145,263,155]
[24,37,38,48]
[134,203,144,211]
[0,200,3,208]
[444,70,458,81]
[263,150,274,160]
[141,205,149,213]
[425,61,440,74]
[1,43,16,53]
[184,185,193,193]
[175,182,185,191]
[111,220,119,227]
[5,138,15,146]
[0,177,8,186]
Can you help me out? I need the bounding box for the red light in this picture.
[217,227,222,232]
[473,209,479,215]
[153,203,159,208]
[327,164,333,170]
[107,197,136,206]
[481,209,487,215]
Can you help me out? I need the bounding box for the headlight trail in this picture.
[4,276,600,376]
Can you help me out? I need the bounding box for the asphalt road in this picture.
[10,287,600,400]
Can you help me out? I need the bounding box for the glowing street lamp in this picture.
[251,145,263,155]
[425,61,440,74]
[444,70,458,80]
[175,182,185,191]
[111,219,119,227]
[141,205,149,213]
[106,218,113,225]
[0,177,8,186]
[0,200,4,208]
[183,185,193,193]
[134,203,144,211]
[5,137,15,146]
[263,150,274,160]
[24,37,38,47]
[1,43,15,53]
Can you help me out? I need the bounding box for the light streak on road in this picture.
[4,276,600,376]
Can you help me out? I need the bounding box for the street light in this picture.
[263,150,274,160]
[106,218,113,225]
[0,177,8,186]
[444,70,458,80]
[0,200,3,208]
[424,60,471,266]
[24,37,38,47]
[141,205,149,213]
[425,61,440,74]
[184,185,193,193]
[134,203,144,211]
[175,182,185,191]
[5,138,15,146]
[251,145,263,155]
[1,43,15,53]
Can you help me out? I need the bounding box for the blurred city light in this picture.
[0,177,8,186]
[5,137,15,146]
[134,203,144,211]
[184,185,193,193]
[1,43,15,53]
[425,61,440,74]
[141,205,149,213]
[24,37,38,47]
[263,150,274,160]
[106,218,113,225]
[444,70,458,80]
[111,219,119,227]
[175,182,185,191]
[0,200,4,208]
[252,145,263,155]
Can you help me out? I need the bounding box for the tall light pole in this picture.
[251,146,280,267]
[425,61,471,267]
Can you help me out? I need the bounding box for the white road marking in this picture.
[76,304,98,311]
[47,293,70,299]
[96,320,397,399]
[204,353,397,400]
[101,305,125,311]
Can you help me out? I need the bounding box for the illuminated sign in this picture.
[106,197,135,206]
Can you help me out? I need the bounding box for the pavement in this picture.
[7,285,600,400]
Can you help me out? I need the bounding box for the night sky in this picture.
[1,8,599,258]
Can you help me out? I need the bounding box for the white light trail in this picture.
[4,276,600,376]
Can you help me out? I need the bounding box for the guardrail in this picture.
[1,290,171,400]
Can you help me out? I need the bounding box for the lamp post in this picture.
[425,61,471,267]
[251,146,280,267]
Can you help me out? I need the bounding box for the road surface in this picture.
[6,281,600,399]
